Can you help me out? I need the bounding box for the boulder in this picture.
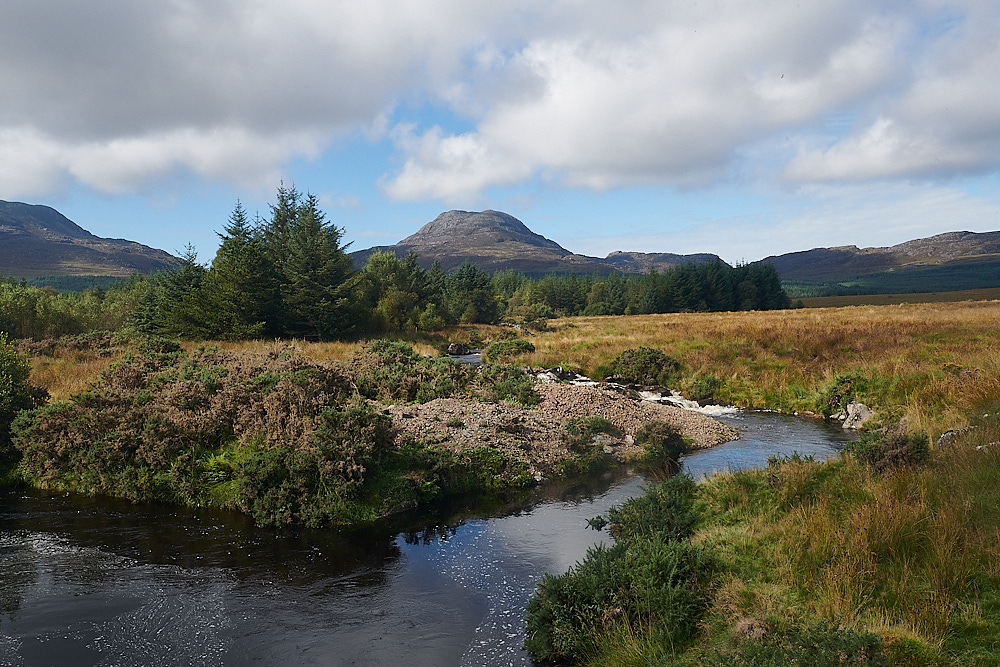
[842,401,875,429]
[447,342,470,355]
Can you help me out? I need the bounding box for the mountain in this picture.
[351,210,721,274]
[0,201,178,278]
[763,231,1000,282]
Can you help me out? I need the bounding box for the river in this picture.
[0,411,855,666]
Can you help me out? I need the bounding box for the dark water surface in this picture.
[0,412,854,666]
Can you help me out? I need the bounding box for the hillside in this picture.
[764,231,1000,282]
[0,201,178,278]
[351,210,721,274]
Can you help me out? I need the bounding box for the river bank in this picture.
[0,410,851,666]
[4,335,732,530]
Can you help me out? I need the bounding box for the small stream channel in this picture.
[0,411,855,666]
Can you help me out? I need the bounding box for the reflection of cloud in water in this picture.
[398,476,647,666]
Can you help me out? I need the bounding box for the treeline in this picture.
[1,186,790,341]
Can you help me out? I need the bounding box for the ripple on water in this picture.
[0,531,233,666]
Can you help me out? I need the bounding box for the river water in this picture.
[0,411,855,666]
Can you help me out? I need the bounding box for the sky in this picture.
[1,0,999,265]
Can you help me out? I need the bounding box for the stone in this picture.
[842,401,874,429]
[447,342,470,355]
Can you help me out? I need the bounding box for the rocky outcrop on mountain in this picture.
[0,200,178,278]
[351,209,722,274]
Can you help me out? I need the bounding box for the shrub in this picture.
[477,363,540,407]
[689,374,722,401]
[11,345,395,526]
[1,333,47,472]
[847,425,931,473]
[481,337,535,363]
[701,621,886,666]
[821,371,868,417]
[565,415,620,438]
[352,339,475,403]
[635,421,689,468]
[610,346,681,387]
[606,474,699,542]
[557,416,621,475]
[525,476,710,663]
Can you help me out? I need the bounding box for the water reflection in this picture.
[683,411,857,478]
[0,412,854,666]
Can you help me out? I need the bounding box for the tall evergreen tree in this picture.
[279,193,355,339]
[201,201,274,340]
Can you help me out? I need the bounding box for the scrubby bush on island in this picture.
[8,338,549,527]
[603,346,681,387]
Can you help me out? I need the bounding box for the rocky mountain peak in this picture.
[400,210,569,254]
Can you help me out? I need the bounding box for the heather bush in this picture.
[11,344,392,526]
[352,339,475,403]
[700,621,886,666]
[609,346,681,387]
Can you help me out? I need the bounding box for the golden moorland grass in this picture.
[28,300,1000,437]
[521,300,1000,438]
[800,286,1000,308]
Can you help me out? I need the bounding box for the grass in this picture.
[686,425,1000,665]
[539,425,1000,666]
[519,301,1000,439]
[800,287,1000,308]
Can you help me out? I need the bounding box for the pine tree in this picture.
[201,202,274,339]
[279,193,355,339]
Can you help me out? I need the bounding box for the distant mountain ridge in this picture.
[5,200,998,295]
[0,200,178,278]
[763,231,1000,282]
[351,210,722,274]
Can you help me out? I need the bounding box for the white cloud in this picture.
[568,182,1000,264]
[0,0,531,199]
[2,0,997,205]
[383,1,911,199]
[786,1,1000,181]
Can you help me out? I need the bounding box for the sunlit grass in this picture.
[29,348,122,400]
[518,301,1000,438]
[688,428,1000,664]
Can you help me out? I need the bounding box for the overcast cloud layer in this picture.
[1,1,998,260]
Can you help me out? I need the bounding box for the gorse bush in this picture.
[635,420,689,468]
[689,374,722,401]
[477,363,541,407]
[609,346,681,387]
[352,339,476,403]
[0,333,46,474]
[847,424,931,473]
[607,474,699,542]
[525,475,709,663]
[556,415,620,475]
